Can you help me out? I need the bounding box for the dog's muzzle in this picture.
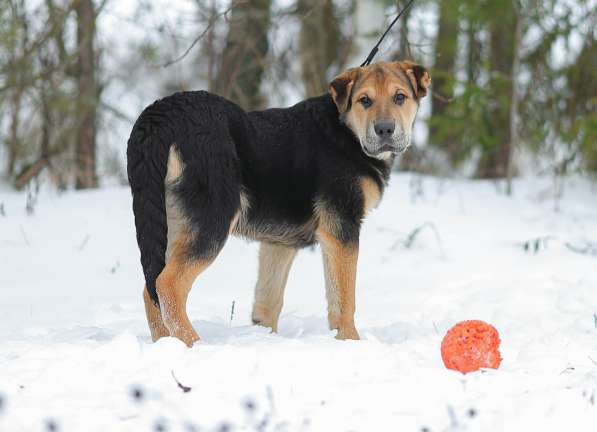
[362,123,411,159]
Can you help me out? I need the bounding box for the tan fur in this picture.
[329,73,357,112]
[151,146,221,347]
[316,208,360,340]
[361,177,381,215]
[313,200,342,241]
[401,60,431,98]
[142,145,191,342]
[251,242,297,331]
[165,145,187,261]
[230,189,250,233]
[344,61,420,144]
[156,234,211,347]
[166,144,184,182]
[143,285,169,341]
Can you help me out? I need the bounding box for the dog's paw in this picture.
[251,304,278,332]
[178,329,200,347]
[336,326,360,341]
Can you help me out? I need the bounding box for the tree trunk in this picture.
[465,18,482,86]
[429,0,459,158]
[214,0,271,111]
[506,2,522,194]
[74,0,98,189]
[297,0,339,98]
[7,88,23,179]
[352,0,385,65]
[4,0,28,180]
[204,0,218,90]
[398,1,412,59]
[475,1,517,178]
[396,2,418,172]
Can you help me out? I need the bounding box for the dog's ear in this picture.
[395,61,431,99]
[329,67,361,114]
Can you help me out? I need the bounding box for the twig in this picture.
[77,235,90,251]
[229,300,236,327]
[432,91,454,103]
[110,261,120,274]
[391,222,445,257]
[160,1,244,68]
[404,224,425,248]
[266,385,276,416]
[14,156,50,190]
[171,371,192,393]
[447,405,459,428]
[20,226,30,246]
[565,241,597,256]
[520,236,553,254]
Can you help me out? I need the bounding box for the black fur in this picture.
[127,91,392,304]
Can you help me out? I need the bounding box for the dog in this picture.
[127,60,430,346]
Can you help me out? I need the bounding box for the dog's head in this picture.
[329,61,430,160]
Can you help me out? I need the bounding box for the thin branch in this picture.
[77,235,90,251]
[20,226,30,246]
[171,371,192,393]
[14,157,50,190]
[390,222,445,257]
[565,241,597,256]
[159,1,244,68]
[432,91,454,104]
[229,300,236,327]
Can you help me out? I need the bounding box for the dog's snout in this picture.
[374,120,395,138]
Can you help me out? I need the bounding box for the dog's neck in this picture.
[307,94,393,186]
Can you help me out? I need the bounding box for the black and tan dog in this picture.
[127,60,430,346]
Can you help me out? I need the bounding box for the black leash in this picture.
[360,0,416,67]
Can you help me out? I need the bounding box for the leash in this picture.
[360,0,416,67]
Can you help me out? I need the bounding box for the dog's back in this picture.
[127,92,332,305]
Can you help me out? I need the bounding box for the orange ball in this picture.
[441,320,502,373]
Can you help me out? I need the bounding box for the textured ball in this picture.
[441,320,502,373]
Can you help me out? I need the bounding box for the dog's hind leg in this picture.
[251,242,297,332]
[156,208,237,347]
[156,141,240,346]
[155,233,211,347]
[143,285,169,341]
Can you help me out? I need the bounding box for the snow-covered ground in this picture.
[1,174,596,431]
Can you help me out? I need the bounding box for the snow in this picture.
[1,174,596,431]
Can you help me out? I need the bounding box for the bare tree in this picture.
[429,0,459,157]
[74,0,99,189]
[506,0,523,194]
[4,0,28,179]
[475,0,517,178]
[213,0,272,111]
[297,0,340,98]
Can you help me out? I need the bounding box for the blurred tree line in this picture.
[427,0,596,183]
[0,0,594,191]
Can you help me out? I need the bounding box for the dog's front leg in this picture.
[252,242,297,332]
[317,224,360,340]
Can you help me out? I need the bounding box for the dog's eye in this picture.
[394,93,406,105]
[359,95,372,108]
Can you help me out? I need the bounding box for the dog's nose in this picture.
[374,120,395,138]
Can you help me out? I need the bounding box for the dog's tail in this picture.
[126,105,172,305]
